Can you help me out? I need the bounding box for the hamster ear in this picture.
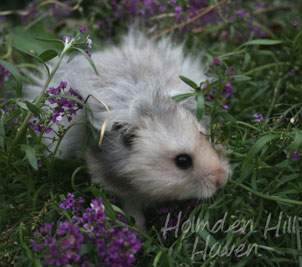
[112,122,137,148]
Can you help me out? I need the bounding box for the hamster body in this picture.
[28,30,231,230]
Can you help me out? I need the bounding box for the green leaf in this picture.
[0,122,4,148]
[0,59,23,97]
[233,75,252,82]
[242,39,282,46]
[6,42,50,76]
[25,101,43,116]
[22,145,38,170]
[179,75,198,89]
[80,244,95,256]
[38,49,58,62]
[12,25,63,55]
[73,47,99,75]
[172,92,197,102]
[6,109,21,122]
[67,49,77,63]
[290,129,302,153]
[153,250,163,267]
[242,52,251,70]
[242,134,280,167]
[35,37,65,46]
[196,92,204,120]
[17,101,28,110]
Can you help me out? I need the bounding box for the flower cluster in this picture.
[0,98,9,112]
[59,192,84,213]
[62,25,92,57]
[292,149,301,161]
[0,98,22,131]
[95,0,267,41]
[62,35,72,43]
[28,81,83,136]
[154,200,195,228]
[102,227,141,266]
[213,56,221,66]
[253,113,263,122]
[46,81,83,123]
[32,194,141,266]
[204,80,234,110]
[96,0,216,37]
[33,220,85,265]
[20,0,72,24]
[0,65,10,89]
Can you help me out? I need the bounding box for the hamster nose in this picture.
[214,168,228,187]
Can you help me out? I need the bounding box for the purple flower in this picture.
[253,113,263,122]
[104,227,141,266]
[33,241,43,252]
[236,9,245,19]
[0,65,10,89]
[62,35,72,43]
[51,3,71,19]
[90,197,105,212]
[60,238,72,250]
[34,124,44,132]
[86,51,92,57]
[48,97,57,104]
[292,149,299,161]
[45,237,56,247]
[226,67,236,76]
[213,56,221,66]
[291,20,298,26]
[0,98,9,112]
[49,245,59,255]
[168,0,177,5]
[33,194,141,266]
[60,193,76,210]
[86,38,92,48]
[159,5,166,12]
[45,128,52,134]
[57,221,72,236]
[175,6,182,12]
[20,3,37,24]
[51,113,61,123]
[39,223,53,235]
[79,24,88,34]
[83,223,94,232]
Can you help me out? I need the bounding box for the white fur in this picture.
[26,30,231,231]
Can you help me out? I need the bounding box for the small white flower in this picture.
[290,117,295,124]
[56,115,62,121]
[86,38,92,48]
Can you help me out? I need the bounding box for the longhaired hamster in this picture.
[29,29,231,230]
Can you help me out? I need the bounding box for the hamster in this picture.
[27,30,231,231]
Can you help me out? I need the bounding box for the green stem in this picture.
[8,42,72,165]
[264,78,281,125]
[230,180,302,205]
[52,121,88,157]
[243,62,288,76]
[236,121,259,131]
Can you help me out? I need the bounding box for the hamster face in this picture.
[120,95,231,202]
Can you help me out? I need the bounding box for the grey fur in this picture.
[26,30,231,231]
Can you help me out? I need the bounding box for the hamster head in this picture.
[118,93,231,202]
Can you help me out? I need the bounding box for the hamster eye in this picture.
[175,154,192,170]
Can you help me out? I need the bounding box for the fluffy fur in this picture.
[27,30,231,231]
